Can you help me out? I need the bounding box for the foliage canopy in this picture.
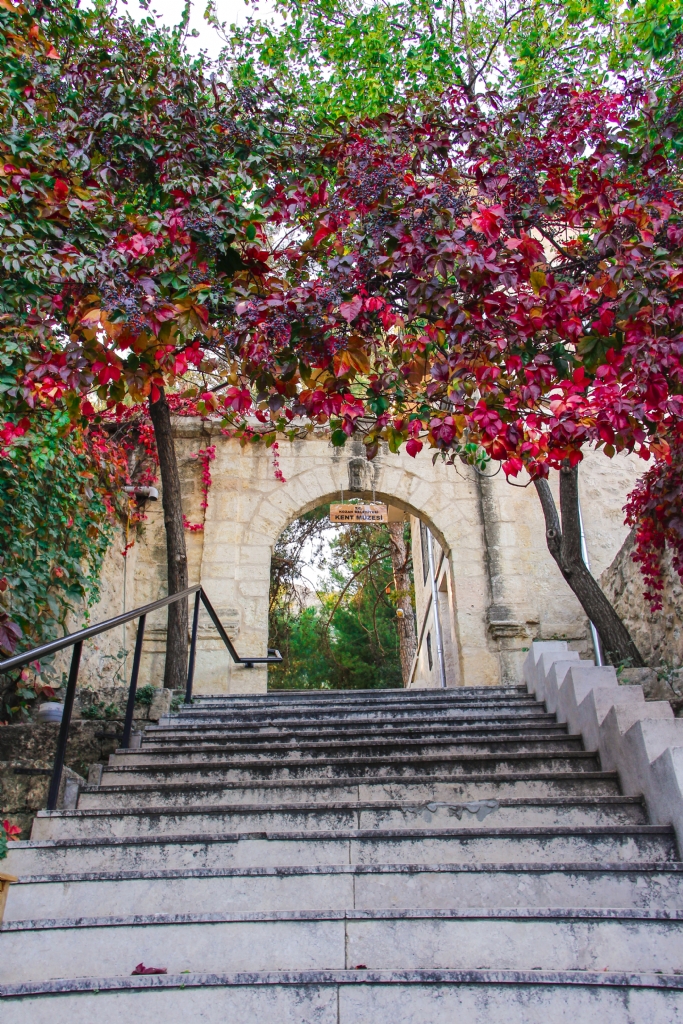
[2,0,683,679]
[219,0,683,119]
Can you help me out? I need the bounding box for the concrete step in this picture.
[11,825,677,870]
[165,707,554,728]
[130,737,587,761]
[165,704,548,729]
[3,908,683,984]
[169,699,548,721]
[146,721,569,742]
[31,798,647,840]
[183,687,532,711]
[7,862,683,922]
[4,970,683,1024]
[108,751,602,778]
[96,768,622,799]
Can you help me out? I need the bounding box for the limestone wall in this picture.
[405,449,641,687]
[601,531,683,670]
[195,423,497,691]
[77,422,212,691]
[77,421,643,693]
[408,522,460,689]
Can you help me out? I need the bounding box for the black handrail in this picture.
[0,585,281,810]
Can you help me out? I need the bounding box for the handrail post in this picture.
[121,615,146,749]
[46,640,82,811]
[185,590,200,704]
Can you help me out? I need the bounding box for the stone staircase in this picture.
[3,684,683,1021]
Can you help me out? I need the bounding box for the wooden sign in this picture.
[329,503,389,524]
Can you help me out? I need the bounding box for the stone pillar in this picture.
[476,472,540,684]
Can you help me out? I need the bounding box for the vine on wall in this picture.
[271,442,286,483]
[183,445,216,532]
[625,434,683,611]
[0,408,132,716]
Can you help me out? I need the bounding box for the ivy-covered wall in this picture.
[601,531,683,671]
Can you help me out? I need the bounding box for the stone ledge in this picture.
[524,641,683,850]
[12,860,683,885]
[5,967,683,998]
[6,906,683,933]
[0,762,85,838]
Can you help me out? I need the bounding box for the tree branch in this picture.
[324,548,390,630]
[559,462,583,572]
[533,476,562,563]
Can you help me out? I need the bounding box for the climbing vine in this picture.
[183,445,216,532]
[0,407,131,710]
[624,433,683,611]
[271,442,286,484]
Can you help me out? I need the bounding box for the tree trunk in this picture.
[533,463,644,667]
[388,521,418,685]
[149,387,189,689]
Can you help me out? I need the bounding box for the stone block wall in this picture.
[72,421,644,693]
[0,690,175,837]
[600,530,683,671]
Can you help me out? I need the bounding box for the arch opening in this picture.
[267,498,418,691]
[189,436,499,694]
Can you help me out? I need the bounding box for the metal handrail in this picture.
[0,585,282,810]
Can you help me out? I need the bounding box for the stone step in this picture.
[181,692,540,708]
[171,699,547,719]
[4,969,683,1024]
[137,735,585,758]
[173,695,546,711]
[185,687,530,709]
[12,825,676,869]
[147,720,567,741]
[6,678,678,1017]
[168,706,552,727]
[146,721,574,735]
[3,908,683,984]
[174,694,549,708]
[97,768,622,800]
[8,862,683,922]
[107,751,602,778]
[65,796,647,833]
[196,683,526,695]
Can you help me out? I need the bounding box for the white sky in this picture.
[120,0,275,61]
[299,528,339,593]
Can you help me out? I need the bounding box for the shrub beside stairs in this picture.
[2,642,683,1021]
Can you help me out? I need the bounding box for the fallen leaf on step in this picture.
[132,963,168,975]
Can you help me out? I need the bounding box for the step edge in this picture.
[10,861,683,884]
[72,796,645,809]
[14,824,678,846]
[4,967,683,999]
[5,906,683,932]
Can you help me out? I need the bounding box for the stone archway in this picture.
[194,430,503,693]
[108,419,641,696]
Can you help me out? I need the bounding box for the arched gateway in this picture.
[91,417,641,695]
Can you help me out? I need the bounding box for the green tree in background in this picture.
[268,506,413,689]
[216,0,682,120]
